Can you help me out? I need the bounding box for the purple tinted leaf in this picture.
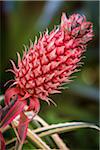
[0,131,5,150]
[18,112,30,143]
[0,99,26,129]
[4,87,19,105]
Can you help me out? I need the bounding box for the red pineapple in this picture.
[8,13,93,104]
[0,13,93,149]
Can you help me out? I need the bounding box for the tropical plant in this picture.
[0,12,99,150]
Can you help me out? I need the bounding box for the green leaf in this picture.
[33,122,100,137]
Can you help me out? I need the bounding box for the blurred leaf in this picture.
[34,122,99,137]
[34,115,69,150]
[69,82,99,102]
[35,1,64,30]
[22,141,36,150]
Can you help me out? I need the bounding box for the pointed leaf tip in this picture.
[0,131,5,150]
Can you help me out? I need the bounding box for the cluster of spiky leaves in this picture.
[0,13,93,150]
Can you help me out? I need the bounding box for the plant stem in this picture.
[12,120,51,150]
[35,115,70,150]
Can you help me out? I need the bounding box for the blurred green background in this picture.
[0,1,99,150]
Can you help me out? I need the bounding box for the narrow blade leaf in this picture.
[15,112,30,150]
[33,122,100,137]
[18,112,30,143]
[0,131,5,150]
[0,100,26,129]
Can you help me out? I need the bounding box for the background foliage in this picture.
[0,1,99,150]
